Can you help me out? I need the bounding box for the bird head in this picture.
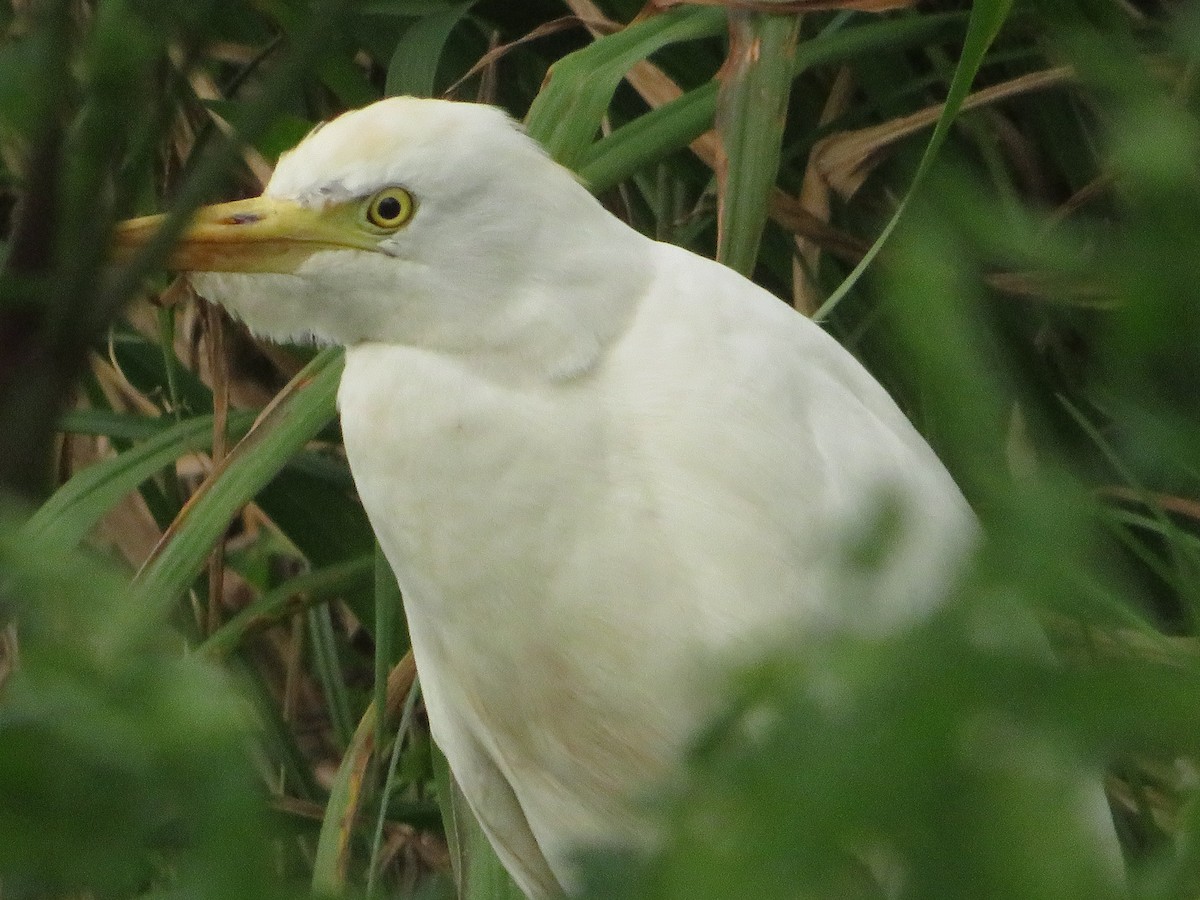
[116,97,650,376]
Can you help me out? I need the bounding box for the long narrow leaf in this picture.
[714,11,802,275]
[58,408,190,441]
[432,743,525,900]
[374,543,406,777]
[201,553,375,659]
[525,7,726,167]
[132,347,344,622]
[385,1,477,98]
[26,410,255,548]
[576,12,969,197]
[312,653,417,896]
[814,0,1016,320]
[309,603,356,749]
[579,80,719,193]
[367,678,421,896]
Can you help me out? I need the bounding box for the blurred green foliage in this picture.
[1,0,1199,898]
[0,512,281,899]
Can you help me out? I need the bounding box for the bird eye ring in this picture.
[366,187,415,230]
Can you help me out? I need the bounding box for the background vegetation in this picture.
[1,0,1198,897]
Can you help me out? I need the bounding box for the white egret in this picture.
[115,97,1104,897]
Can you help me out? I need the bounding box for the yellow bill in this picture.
[113,195,380,274]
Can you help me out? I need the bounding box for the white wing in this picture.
[338,238,974,896]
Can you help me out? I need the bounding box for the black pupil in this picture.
[376,195,402,221]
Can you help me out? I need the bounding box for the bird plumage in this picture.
[172,97,1016,896]
[336,246,975,894]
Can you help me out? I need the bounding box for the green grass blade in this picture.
[814,0,1016,321]
[714,12,801,276]
[57,408,186,441]
[132,347,344,623]
[108,322,216,415]
[579,80,718,194]
[309,603,356,750]
[201,553,375,659]
[240,656,326,803]
[373,543,406,777]
[312,654,417,896]
[791,10,969,78]
[576,12,970,199]
[432,741,466,895]
[432,742,526,900]
[385,1,476,98]
[26,410,255,549]
[255,465,376,566]
[525,6,726,168]
[366,678,421,897]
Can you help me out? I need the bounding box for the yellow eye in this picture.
[365,187,415,230]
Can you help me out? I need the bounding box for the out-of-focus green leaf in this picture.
[814,0,1016,320]
[360,0,458,14]
[0,510,283,899]
[385,1,477,98]
[203,101,315,161]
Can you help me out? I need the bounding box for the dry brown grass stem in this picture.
[169,46,273,187]
[794,65,856,314]
[812,66,1076,199]
[649,0,914,11]
[204,301,230,635]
